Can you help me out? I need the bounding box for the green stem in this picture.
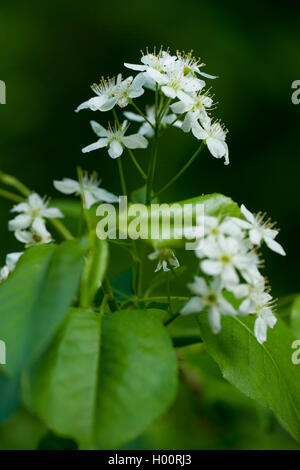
[127,149,147,180]
[0,188,24,203]
[157,97,172,122]
[0,171,31,197]
[49,219,74,240]
[129,100,155,129]
[102,277,120,312]
[164,312,180,326]
[117,158,127,196]
[153,142,205,200]
[122,295,189,307]
[167,272,172,314]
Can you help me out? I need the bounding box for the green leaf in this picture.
[80,237,109,307]
[291,296,300,337]
[25,308,178,449]
[0,409,45,450]
[0,372,20,423]
[198,313,300,443]
[0,238,88,376]
[111,192,241,248]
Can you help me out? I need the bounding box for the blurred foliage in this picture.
[0,0,299,450]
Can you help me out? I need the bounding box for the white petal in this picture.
[92,187,119,203]
[222,264,239,287]
[201,259,222,276]
[124,63,146,71]
[218,297,236,316]
[0,266,9,281]
[199,71,218,79]
[9,214,31,231]
[15,230,32,244]
[42,207,63,219]
[180,297,204,315]
[11,202,30,213]
[53,178,80,195]
[146,68,168,85]
[90,120,107,137]
[239,297,254,314]
[131,73,146,90]
[206,137,227,159]
[254,316,267,344]
[82,139,108,153]
[123,111,144,122]
[191,122,207,140]
[6,252,23,269]
[170,101,189,114]
[28,193,43,209]
[208,306,221,334]
[75,96,106,113]
[32,217,49,236]
[264,236,286,256]
[161,86,177,99]
[249,228,262,245]
[83,191,96,210]
[100,97,118,111]
[108,140,123,159]
[240,204,255,224]
[123,134,148,149]
[187,276,208,296]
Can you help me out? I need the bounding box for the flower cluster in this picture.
[8,193,63,246]
[181,205,285,344]
[0,193,63,283]
[76,48,229,165]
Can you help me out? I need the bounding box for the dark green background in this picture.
[0,0,299,294]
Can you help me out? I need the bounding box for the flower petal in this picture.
[82,139,108,153]
[264,236,286,256]
[180,296,205,315]
[53,178,80,195]
[108,140,123,159]
[9,214,31,231]
[123,134,148,149]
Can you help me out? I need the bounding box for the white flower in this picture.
[192,115,229,165]
[148,248,180,272]
[231,205,286,256]
[181,276,236,333]
[124,105,179,138]
[54,172,119,209]
[9,193,63,233]
[15,217,53,246]
[253,294,277,344]
[0,252,23,282]
[171,92,213,133]
[124,50,177,87]
[75,76,119,113]
[232,279,269,315]
[176,51,218,79]
[199,235,259,289]
[157,61,205,102]
[75,74,145,113]
[114,74,145,108]
[82,120,148,159]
